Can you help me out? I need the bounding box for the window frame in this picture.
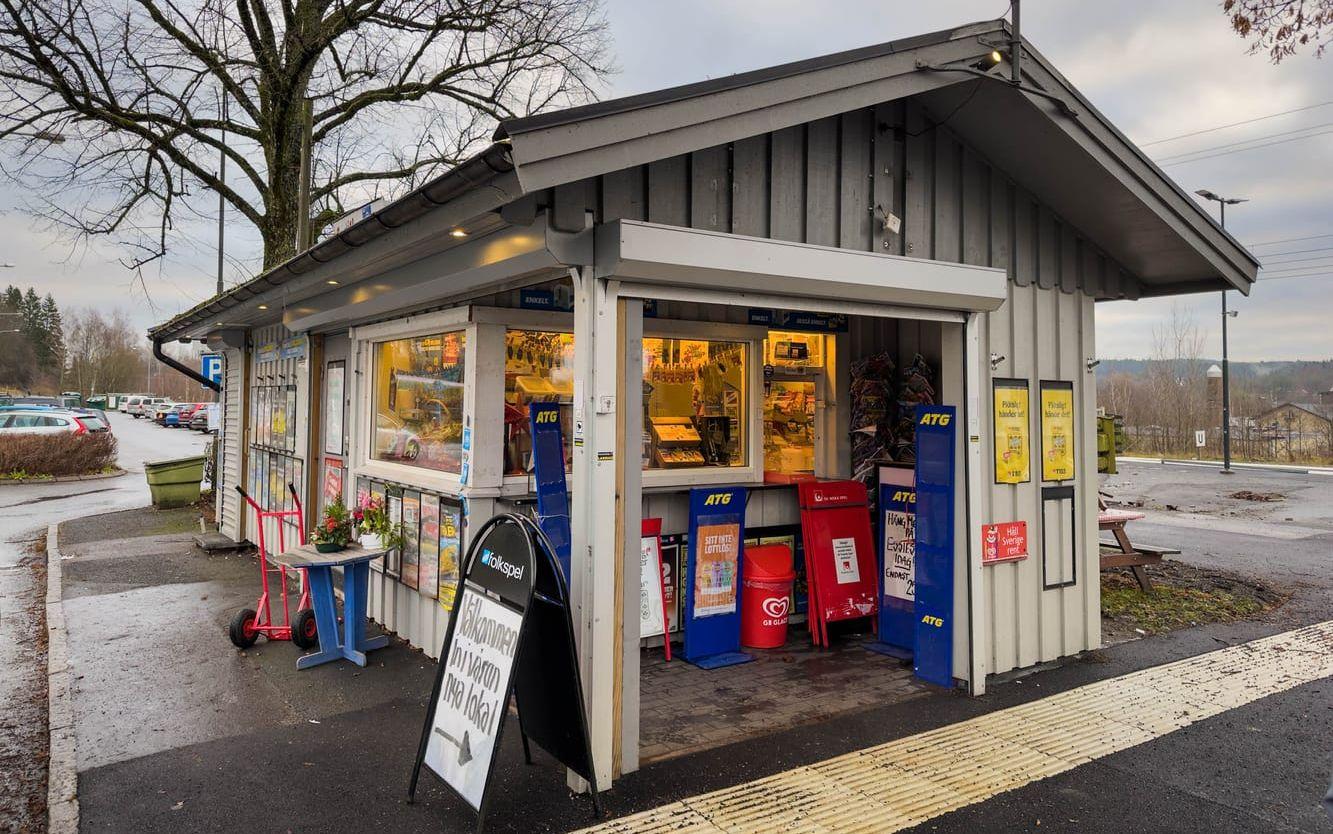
[640,318,766,489]
[350,307,475,497]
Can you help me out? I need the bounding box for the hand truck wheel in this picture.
[292,608,319,650]
[229,608,259,649]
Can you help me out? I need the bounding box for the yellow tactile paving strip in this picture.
[582,621,1333,834]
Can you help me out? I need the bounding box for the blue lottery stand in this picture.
[912,405,957,688]
[529,402,572,582]
[864,479,916,661]
[682,486,752,670]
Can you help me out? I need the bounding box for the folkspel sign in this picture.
[409,514,600,831]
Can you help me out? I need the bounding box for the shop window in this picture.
[503,329,575,475]
[372,331,466,474]
[642,337,747,470]
[764,380,815,475]
[764,330,825,370]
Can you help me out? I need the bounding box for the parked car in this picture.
[0,409,108,435]
[151,404,175,424]
[188,407,215,432]
[163,403,200,428]
[126,395,166,418]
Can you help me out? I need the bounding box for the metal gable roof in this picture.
[150,17,1257,341]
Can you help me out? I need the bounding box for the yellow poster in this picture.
[992,380,1030,484]
[1040,382,1076,482]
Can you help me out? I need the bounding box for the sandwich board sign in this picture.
[409,513,600,831]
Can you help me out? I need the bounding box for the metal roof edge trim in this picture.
[148,142,515,341]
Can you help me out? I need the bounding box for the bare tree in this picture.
[0,0,610,276]
[64,308,147,397]
[1224,0,1333,62]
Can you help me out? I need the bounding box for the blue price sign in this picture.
[201,353,223,388]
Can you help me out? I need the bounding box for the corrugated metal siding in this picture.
[218,348,245,542]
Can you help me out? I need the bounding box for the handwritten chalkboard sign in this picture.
[409,513,600,831]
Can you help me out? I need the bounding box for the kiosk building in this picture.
[150,19,1258,789]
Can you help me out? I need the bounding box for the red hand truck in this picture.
[228,483,319,650]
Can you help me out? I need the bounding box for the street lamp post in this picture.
[1194,189,1246,475]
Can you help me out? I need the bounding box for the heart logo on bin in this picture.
[761,596,790,620]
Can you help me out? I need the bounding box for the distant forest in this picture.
[1097,359,1333,404]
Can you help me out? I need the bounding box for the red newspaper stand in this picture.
[797,480,879,647]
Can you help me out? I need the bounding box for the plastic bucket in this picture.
[741,545,795,649]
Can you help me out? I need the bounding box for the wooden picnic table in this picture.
[271,542,390,670]
[1097,496,1179,592]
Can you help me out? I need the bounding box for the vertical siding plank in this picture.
[1058,288,1083,655]
[690,145,730,232]
[1037,208,1059,290]
[868,104,901,254]
[1084,248,1104,298]
[769,125,806,242]
[1079,293,1101,653]
[933,130,962,263]
[1060,223,1079,294]
[805,117,839,247]
[552,180,591,231]
[840,109,873,251]
[1036,285,1063,662]
[647,155,690,227]
[731,136,768,237]
[601,167,645,222]
[961,148,988,267]
[1012,189,1036,287]
[904,101,931,259]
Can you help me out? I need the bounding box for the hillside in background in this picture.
[1097,359,1333,403]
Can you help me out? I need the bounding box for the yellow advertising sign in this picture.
[1040,382,1076,482]
[993,380,1030,484]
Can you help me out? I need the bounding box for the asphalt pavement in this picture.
[51,458,1333,833]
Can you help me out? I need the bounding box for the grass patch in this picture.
[1103,584,1264,635]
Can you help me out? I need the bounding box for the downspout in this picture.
[153,338,221,392]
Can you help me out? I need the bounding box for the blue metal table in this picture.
[272,543,390,669]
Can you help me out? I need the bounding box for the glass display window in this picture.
[503,329,575,475]
[764,331,825,370]
[372,331,466,474]
[642,336,747,470]
[764,379,815,475]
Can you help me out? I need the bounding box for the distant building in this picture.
[1251,403,1332,459]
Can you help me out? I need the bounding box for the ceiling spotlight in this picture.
[326,279,339,285]
[257,304,269,310]
[449,228,468,238]
[990,49,1003,64]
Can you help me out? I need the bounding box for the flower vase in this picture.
[359,532,384,551]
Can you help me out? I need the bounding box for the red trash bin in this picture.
[741,544,796,649]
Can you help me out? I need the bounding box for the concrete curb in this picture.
[45,523,79,834]
[0,468,127,487]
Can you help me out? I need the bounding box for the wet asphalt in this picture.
[54,459,1333,833]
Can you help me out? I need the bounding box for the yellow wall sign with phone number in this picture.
[992,380,1031,484]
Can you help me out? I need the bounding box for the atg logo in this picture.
[535,409,560,424]
[703,492,733,506]
[891,489,916,503]
[919,412,951,427]
[920,614,944,628]
[479,548,524,581]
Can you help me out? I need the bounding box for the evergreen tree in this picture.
[41,294,64,384]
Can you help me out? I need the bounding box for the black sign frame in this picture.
[408,513,601,832]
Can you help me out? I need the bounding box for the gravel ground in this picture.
[0,539,48,833]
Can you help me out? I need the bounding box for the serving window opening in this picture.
[504,329,575,475]
[642,337,748,470]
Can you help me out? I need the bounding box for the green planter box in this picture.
[144,455,207,508]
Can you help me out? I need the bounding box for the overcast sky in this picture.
[3,0,1331,361]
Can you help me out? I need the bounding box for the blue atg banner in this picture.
[529,403,571,582]
[912,405,956,687]
[682,486,751,669]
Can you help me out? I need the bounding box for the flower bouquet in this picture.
[355,494,404,553]
[311,498,355,553]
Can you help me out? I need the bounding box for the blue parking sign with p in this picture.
[201,354,223,388]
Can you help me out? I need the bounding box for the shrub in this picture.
[0,432,118,477]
